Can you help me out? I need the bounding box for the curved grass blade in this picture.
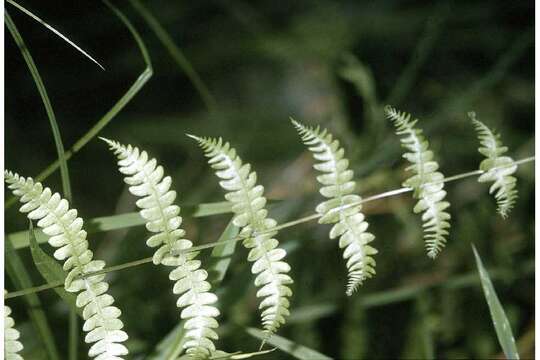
[6,0,104,70]
[129,0,217,112]
[4,0,153,209]
[208,220,240,284]
[246,328,332,360]
[5,10,72,201]
[6,10,80,357]
[472,245,519,360]
[5,225,61,360]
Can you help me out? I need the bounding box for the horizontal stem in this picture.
[5,155,534,300]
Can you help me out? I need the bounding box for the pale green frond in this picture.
[384,106,451,258]
[190,135,293,335]
[292,119,377,295]
[102,138,220,359]
[4,171,129,360]
[4,291,24,360]
[469,112,518,218]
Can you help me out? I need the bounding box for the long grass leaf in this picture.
[4,0,153,209]
[5,227,61,360]
[147,322,187,360]
[472,245,520,360]
[208,220,240,284]
[6,10,79,355]
[28,223,82,317]
[246,327,333,360]
[6,0,104,69]
[7,201,232,249]
[5,11,72,201]
[129,0,217,112]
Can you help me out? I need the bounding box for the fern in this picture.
[291,120,377,296]
[384,106,451,258]
[5,171,129,360]
[189,135,293,335]
[469,112,518,218]
[102,139,220,359]
[4,291,24,360]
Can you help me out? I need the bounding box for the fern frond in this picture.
[4,292,24,360]
[102,138,220,359]
[5,171,129,360]
[469,112,518,218]
[384,106,451,258]
[291,120,377,296]
[189,135,293,335]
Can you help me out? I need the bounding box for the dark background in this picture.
[5,0,534,359]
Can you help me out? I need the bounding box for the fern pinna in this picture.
[292,120,377,296]
[189,135,293,335]
[4,291,24,360]
[102,139,220,359]
[5,171,129,360]
[384,106,451,258]
[469,112,518,218]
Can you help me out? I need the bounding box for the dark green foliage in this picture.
[5,1,533,359]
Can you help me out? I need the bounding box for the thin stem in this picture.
[5,156,534,299]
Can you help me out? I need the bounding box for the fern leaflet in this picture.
[102,139,220,359]
[4,291,24,360]
[469,112,518,218]
[5,171,129,360]
[189,135,293,335]
[292,120,377,296]
[384,106,451,258]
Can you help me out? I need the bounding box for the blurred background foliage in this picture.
[5,0,534,359]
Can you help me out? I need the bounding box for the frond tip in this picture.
[292,119,377,295]
[384,106,451,259]
[190,135,293,335]
[469,112,518,218]
[5,170,129,360]
[4,292,24,360]
[102,138,220,359]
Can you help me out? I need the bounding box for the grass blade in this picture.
[472,245,520,360]
[5,10,72,201]
[147,322,187,360]
[246,327,333,360]
[129,0,217,112]
[5,227,61,360]
[4,0,153,209]
[208,220,240,284]
[6,0,104,70]
[28,222,81,317]
[7,201,232,249]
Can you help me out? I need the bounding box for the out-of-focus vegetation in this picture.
[5,0,534,359]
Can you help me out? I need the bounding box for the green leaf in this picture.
[7,201,232,249]
[5,10,72,202]
[210,349,276,359]
[5,227,61,360]
[147,322,186,360]
[208,220,240,284]
[246,328,333,360]
[472,245,519,360]
[28,223,82,317]
[6,0,104,69]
